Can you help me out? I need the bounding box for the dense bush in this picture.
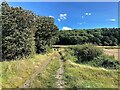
[35,16,59,53]
[2,2,36,60]
[1,2,59,60]
[71,44,103,62]
[101,58,119,69]
[90,55,120,69]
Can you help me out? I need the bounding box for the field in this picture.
[2,2,120,89]
[96,46,119,60]
[53,45,119,60]
[104,49,119,60]
[1,46,119,88]
[1,50,59,88]
[60,46,119,88]
[63,60,118,88]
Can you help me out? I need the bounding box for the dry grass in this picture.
[29,52,60,88]
[1,51,58,88]
[53,45,120,49]
[103,49,119,60]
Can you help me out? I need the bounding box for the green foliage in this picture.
[2,2,36,60]
[35,16,59,54]
[56,28,120,45]
[2,2,59,60]
[62,48,77,62]
[63,60,119,88]
[71,44,103,62]
[63,44,120,69]
[88,55,120,69]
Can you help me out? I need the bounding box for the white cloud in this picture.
[49,16,54,18]
[57,13,67,22]
[85,13,88,15]
[62,27,72,30]
[107,18,116,22]
[85,13,91,16]
[88,13,91,15]
[58,19,61,22]
[60,13,67,20]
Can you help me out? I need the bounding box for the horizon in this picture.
[9,2,118,30]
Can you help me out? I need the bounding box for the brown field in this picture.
[104,49,119,60]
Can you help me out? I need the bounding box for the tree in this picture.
[56,28,119,46]
[35,16,59,53]
[2,2,36,60]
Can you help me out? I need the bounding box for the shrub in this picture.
[71,44,103,63]
[63,44,119,69]
[101,59,120,69]
[89,55,120,69]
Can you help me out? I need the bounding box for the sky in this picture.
[9,2,118,30]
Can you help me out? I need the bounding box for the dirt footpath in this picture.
[56,53,66,88]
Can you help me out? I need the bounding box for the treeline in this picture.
[56,28,120,46]
[2,2,58,61]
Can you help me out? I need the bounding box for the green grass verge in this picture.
[60,48,119,88]
[1,51,56,88]
[29,54,60,88]
[63,60,119,88]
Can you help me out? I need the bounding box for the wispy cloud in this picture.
[62,27,72,30]
[57,13,67,22]
[58,19,61,22]
[60,13,67,20]
[107,18,116,22]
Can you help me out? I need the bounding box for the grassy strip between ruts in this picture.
[29,52,60,88]
[1,50,58,88]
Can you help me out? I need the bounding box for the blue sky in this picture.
[9,2,118,30]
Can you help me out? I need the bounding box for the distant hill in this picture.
[56,28,120,46]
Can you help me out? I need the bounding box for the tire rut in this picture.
[19,54,55,88]
[56,52,66,88]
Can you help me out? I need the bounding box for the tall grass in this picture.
[29,55,60,88]
[63,60,119,88]
[1,51,57,88]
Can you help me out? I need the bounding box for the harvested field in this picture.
[104,49,119,60]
